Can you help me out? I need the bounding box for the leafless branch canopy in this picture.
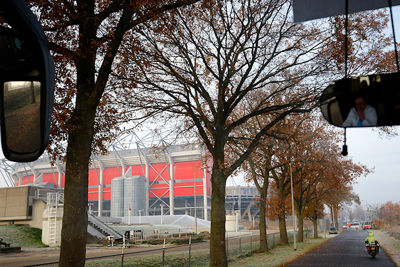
[118,0,329,177]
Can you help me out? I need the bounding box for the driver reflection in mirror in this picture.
[343,94,378,127]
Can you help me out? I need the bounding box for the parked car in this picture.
[329,227,338,234]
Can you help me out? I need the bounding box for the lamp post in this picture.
[88,203,93,215]
[193,170,197,233]
[139,209,143,224]
[290,162,297,251]
[160,204,165,224]
[235,210,239,232]
[128,207,131,226]
[200,163,208,221]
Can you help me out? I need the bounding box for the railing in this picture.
[27,230,314,267]
[34,189,64,204]
[87,214,122,240]
[147,227,193,239]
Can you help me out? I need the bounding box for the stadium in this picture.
[1,132,213,220]
[0,131,260,225]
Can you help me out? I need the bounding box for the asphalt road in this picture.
[286,230,396,267]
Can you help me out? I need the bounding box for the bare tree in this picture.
[122,1,327,265]
[27,1,203,266]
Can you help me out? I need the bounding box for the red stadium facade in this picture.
[9,143,212,219]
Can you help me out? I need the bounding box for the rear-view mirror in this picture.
[3,81,41,153]
[0,1,54,162]
[320,73,400,128]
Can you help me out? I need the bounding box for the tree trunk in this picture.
[278,209,288,244]
[59,94,97,266]
[59,14,98,264]
[276,178,288,245]
[209,165,227,267]
[297,211,304,242]
[313,216,318,238]
[258,192,268,252]
[334,206,339,229]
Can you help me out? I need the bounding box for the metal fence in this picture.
[28,230,313,267]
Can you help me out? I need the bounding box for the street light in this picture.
[139,209,143,224]
[128,207,131,226]
[193,169,198,233]
[290,162,297,251]
[235,210,239,232]
[88,203,93,215]
[160,204,165,224]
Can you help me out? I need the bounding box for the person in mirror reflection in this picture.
[343,95,377,127]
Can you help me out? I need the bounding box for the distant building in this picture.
[0,133,260,223]
[5,143,211,220]
[0,185,62,227]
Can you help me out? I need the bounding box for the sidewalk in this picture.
[373,229,400,266]
[229,235,334,267]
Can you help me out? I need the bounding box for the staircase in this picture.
[87,213,122,240]
[46,192,62,245]
[44,192,121,241]
[47,206,58,244]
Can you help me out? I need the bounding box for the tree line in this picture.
[376,201,400,230]
[22,0,394,266]
[241,114,369,250]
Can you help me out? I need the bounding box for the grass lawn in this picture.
[85,247,210,267]
[85,234,334,267]
[0,225,47,248]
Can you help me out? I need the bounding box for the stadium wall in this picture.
[12,144,212,218]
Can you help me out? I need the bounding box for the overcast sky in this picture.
[346,128,400,205]
[1,5,400,208]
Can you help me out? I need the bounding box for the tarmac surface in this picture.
[286,230,396,267]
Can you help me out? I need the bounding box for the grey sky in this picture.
[347,128,400,205]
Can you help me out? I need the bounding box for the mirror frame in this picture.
[0,0,54,162]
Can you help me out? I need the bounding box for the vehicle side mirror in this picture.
[320,73,400,128]
[0,1,54,162]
